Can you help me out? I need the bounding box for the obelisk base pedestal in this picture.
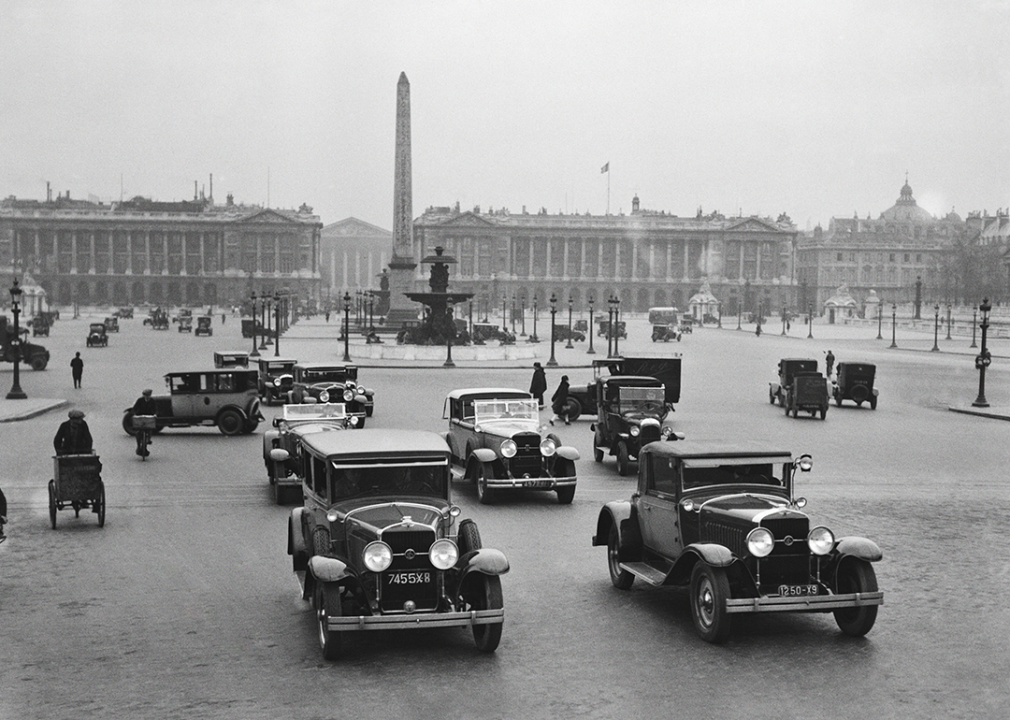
[385,259,418,328]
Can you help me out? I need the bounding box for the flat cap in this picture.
[68,409,85,419]
[142,388,153,396]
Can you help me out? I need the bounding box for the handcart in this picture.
[48,454,105,528]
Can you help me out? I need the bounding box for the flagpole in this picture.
[607,169,610,215]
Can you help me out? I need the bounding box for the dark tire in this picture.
[475,463,494,505]
[617,441,631,477]
[556,485,575,504]
[312,527,331,559]
[314,582,344,660]
[690,563,732,643]
[820,407,827,420]
[564,397,582,422]
[122,412,138,437]
[365,405,373,417]
[851,385,869,404]
[242,418,259,434]
[607,525,634,590]
[458,519,482,555]
[467,575,503,653]
[218,409,244,436]
[870,396,877,410]
[594,446,604,463]
[30,355,47,371]
[96,483,106,528]
[833,559,879,637]
[48,480,57,529]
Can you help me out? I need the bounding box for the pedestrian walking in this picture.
[549,375,571,425]
[825,349,835,378]
[70,351,84,389]
[529,362,547,409]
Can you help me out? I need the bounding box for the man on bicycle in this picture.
[132,389,158,457]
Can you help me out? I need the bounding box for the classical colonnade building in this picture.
[0,193,322,308]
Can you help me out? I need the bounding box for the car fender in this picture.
[457,548,510,585]
[592,501,634,547]
[556,446,580,461]
[470,448,496,464]
[308,554,352,583]
[666,544,736,585]
[835,536,883,562]
[263,429,280,459]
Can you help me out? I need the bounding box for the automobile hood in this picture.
[700,494,804,524]
[340,502,445,535]
[474,419,540,436]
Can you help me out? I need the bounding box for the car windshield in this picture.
[330,461,449,500]
[282,403,346,421]
[680,457,789,491]
[473,399,538,423]
[615,386,665,414]
[265,362,295,373]
[302,368,351,382]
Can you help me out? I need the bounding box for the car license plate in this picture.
[778,584,819,597]
[387,571,431,585]
[524,480,552,489]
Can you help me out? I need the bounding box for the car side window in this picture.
[651,457,678,496]
[312,456,327,498]
[216,374,234,392]
[462,400,475,422]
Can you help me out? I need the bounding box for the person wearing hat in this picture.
[53,409,94,456]
[549,375,571,426]
[132,389,158,456]
[529,362,547,410]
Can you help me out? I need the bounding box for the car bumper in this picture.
[726,591,883,614]
[325,607,504,630]
[488,474,577,491]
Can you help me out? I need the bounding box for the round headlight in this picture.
[746,527,775,558]
[661,426,673,439]
[319,389,330,402]
[326,510,339,523]
[429,539,459,570]
[540,438,556,457]
[500,439,517,458]
[348,415,359,427]
[630,426,641,437]
[807,526,834,556]
[342,388,355,402]
[363,541,393,572]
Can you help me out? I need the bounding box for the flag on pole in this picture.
[601,162,609,174]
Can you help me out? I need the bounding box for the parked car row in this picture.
[770,358,878,418]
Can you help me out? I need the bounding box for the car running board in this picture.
[620,562,670,586]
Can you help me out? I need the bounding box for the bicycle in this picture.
[132,415,156,460]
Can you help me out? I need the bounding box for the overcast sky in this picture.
[2,1,1008,231]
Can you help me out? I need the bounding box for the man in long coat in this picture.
[529,362,547,409]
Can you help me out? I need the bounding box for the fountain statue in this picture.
[398,247,474,344]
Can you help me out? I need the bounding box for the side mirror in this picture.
[269,448,290,463]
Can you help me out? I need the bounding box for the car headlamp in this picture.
[629,426,641,437]
[807,526,834,556]
[319,389,330,402]
[326,510,339,523]
[348,415,359,427]
[500,439,517,458]
[342,388,355,402]
[540,438,556,457]
[746,527,775,558]
[363,541,393,572]
[428,539,459,570]
[661,426,673,439]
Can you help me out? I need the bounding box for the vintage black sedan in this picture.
[86,323,108,347]
[832,362,878,409]
[257,356,297,404]
[591,376,678,476]
[444,388,579,504]
[263,403,355,504]
[286,429,508,659]
[593,441,884,643]
[290,362,374,423]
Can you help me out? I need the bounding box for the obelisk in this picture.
[385,71,419,327]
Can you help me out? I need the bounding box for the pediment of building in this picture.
[241,209,298,224]
[323,217,391,238]
[442,212,495,228]
[725,217,780,233]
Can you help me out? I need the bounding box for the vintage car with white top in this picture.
[287,429,508,659]
[593,440,884,643]
[444,388,579,504]
[263,403,356,504]
[290,362,374,424]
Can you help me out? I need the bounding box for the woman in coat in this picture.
[550,375,571,425]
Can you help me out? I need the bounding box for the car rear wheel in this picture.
[617,441,631,476]
[467,575,503,653]
[594,446,604,462]
[607,525,634,590]
[564,397,582,421]
[870,396,877,410]
[217,409,244,436]
[475,463,495,505]
[820,407,827,420]
[122,412,138,437]
[690,563,731,643]
[833,559,879,637]
[30,355,48,370]
[315,581,344,660]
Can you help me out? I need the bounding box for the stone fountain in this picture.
[399,246,474,344]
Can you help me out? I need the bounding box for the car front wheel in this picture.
[315,582,344,660]
[690,563,732,643]
[475,463,495,505]
[607,525,634,590]
[833,559,879,637]
[467,574,503,653]
[617,441,631,476]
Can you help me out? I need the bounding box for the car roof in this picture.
[295,362,354,369]
[446,388,532,400]
[215,351,249,356]
[165,368,258,377]
[601,375,664,386]
[259,357,297,363]
[780,357,817,363]
[645,440,794,460]
[301,429,449,458]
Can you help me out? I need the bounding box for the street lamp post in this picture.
[781,306,787,335]
[444,306,456,368]
[565,295,574,349]
[368,291,375,333]
[511,295,516,334]
[889,304,898,348]
[264,295,274,346]
[468,301,473,338]
[502,293,507,332]
[274,293,281,356]
[613,297,621,357]
[970,310,978,348]
[607,296,616,358]
[807,303,813,339]
[547,294,559,367]
[259,297,269,350]
[931,303,940,352]
[946,303,952,341]
[587,296,596,354]
[877,302,883,340]
[530,297,539,343]
[342,292,351,362]
[249,291,261,358]
[972,298,992,408]
[520,296,526,336]
[6,279,27,399]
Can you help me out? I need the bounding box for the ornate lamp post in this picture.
[468,300,474,337]
[249,291,261,358]
[970,309,978,348]
[510,295,517,333]
[274,293,282,356]
[931,303,940,352]
[342,292,352,362]
[613,296,622,357]
[565,295,574,349]
[607,295,616,358]
[547,293,559,367]
[889,304,898,349]
[781,306,787,335]
[520,295,526,336]
[877,302,883,340]
[264,295,274,346]
[259,296,270,350]
[946,303,952,341]
[972,297,992,408]
[807,303,813,339]
[368,291,375,332]
[587,296,596,354]
[443,305,456,368]
[530,296,539,343]
[6,278,27,399]
[502,293,507,331]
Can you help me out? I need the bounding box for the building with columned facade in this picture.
[409,196,798,319]
[318,217,391,305]
[0,192,323,309]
